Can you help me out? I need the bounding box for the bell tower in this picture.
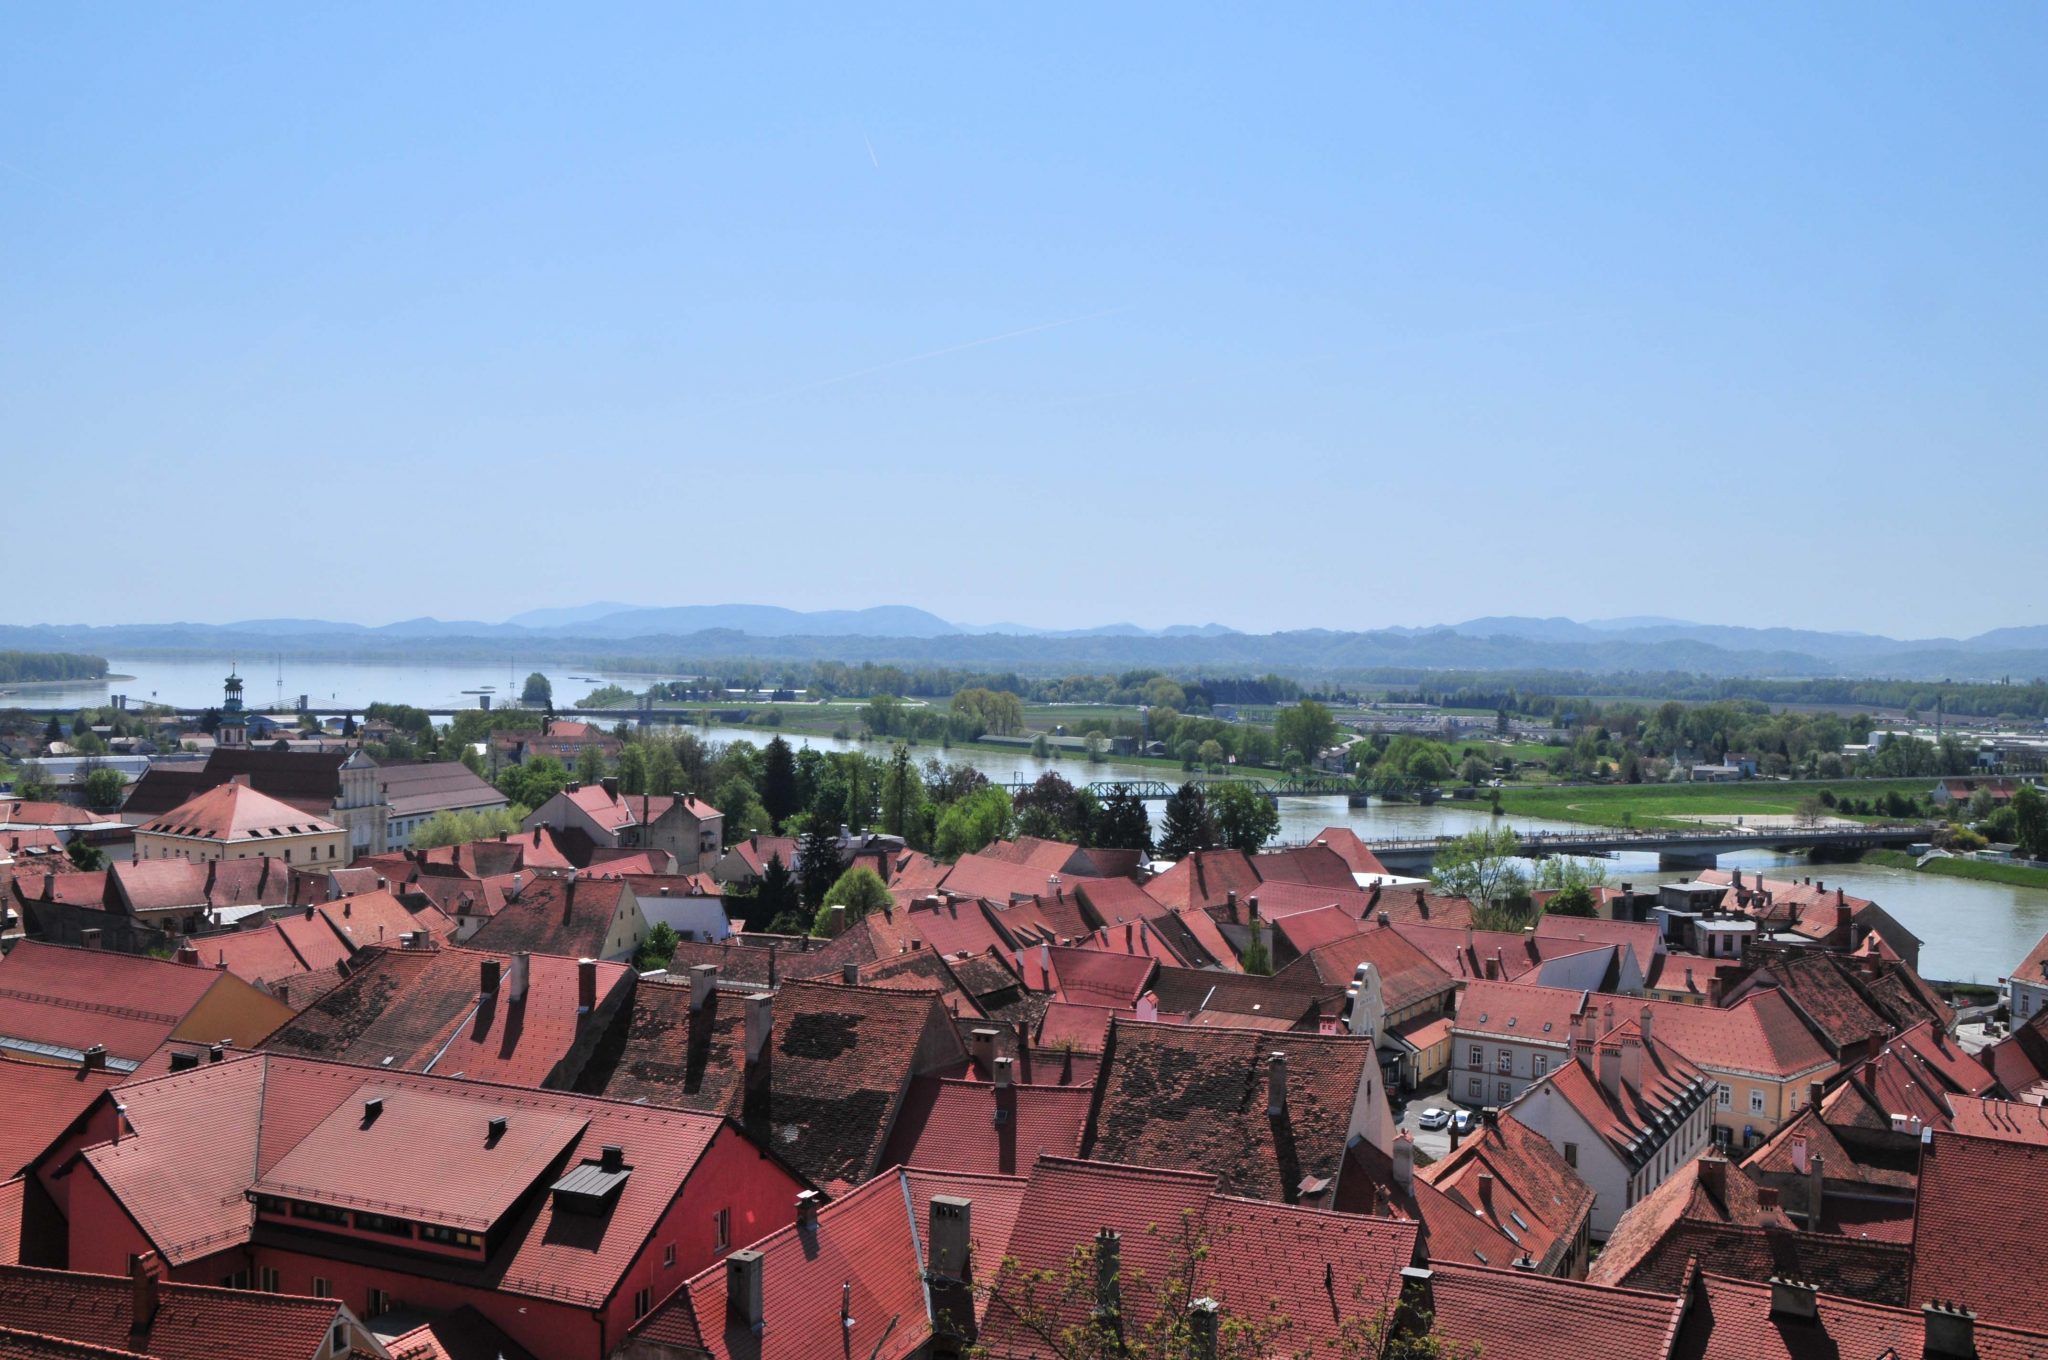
[218,670,248,749]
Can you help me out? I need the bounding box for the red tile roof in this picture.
[0,804,96,830]
[976,1157,1417,1359]
[1069,875,1162,927]
[260,945,632,1088]
[385,1307,538,1360]
[1672,1270,2048,1360]
[0,1264,350,1360]
[0,1323,151,1359]
[1632,991,1836,1082]
[1251,844,1360,890]
[1912,1125,2048,1332]
[1588,1153,1794,1290]
[876,1077,1091,1176]
[135,780,339,841]
[1419,1115,1596,1275]
[1083,1020,1384,1204]
[1042,945,1154,1008]
[574,976,964,1188]
[1282,922,1457,1014]
[0,1180,19,1268]
[0,1053,123,1176]
[1534,913,1665,975]
[1306,826,1391,878]
[1451,978,1587,1045]
[77,1053,759,1307]
[463,872,630,959]
[1139,849,1263,912]
[109,857,298,914]
[1427,1262,1685,1360]
[630,1167,929,1360]
[0,941,239,1068]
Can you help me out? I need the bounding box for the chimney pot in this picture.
[796,1188,822,1229]
[929,1195,973,1282]
[1923,1300,1978,1359]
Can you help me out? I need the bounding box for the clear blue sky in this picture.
[4,4,2043,637]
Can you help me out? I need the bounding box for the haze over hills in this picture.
[3,605,2046,681]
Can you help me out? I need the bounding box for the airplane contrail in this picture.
[862,128,880,168]
[727,307,1128,408]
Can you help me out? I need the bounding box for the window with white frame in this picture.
[1717,1083,1732,1108]
[1749,1089,1766,1115]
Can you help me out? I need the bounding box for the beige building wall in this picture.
[135,825,350,866]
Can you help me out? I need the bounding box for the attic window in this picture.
[1506,1018,1517,1029]
[1541,1022,1553,1033]
[1509,1211,1531,1232]
[1477,1013,1488,1024]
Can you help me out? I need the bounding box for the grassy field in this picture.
[1859,849,2048,890]
[1493,778,1936,830]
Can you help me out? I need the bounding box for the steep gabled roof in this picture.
[574,977,963,1188]
[1083,1020,1380,1203]
[1306,826,1391,879]
[463,873,627,959]
[1420,1115,1597,1275]
[1139,849,1263,912]
[1251,844,1359,890]
[0,1054,121,1177]
[877,1077,1091,1176]
[1588,1153,1794,1290]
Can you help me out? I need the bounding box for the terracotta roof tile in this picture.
[78,1052,755,1307]
[1138,849,1263,912]
[1912,1126,2048,1332]
[1419,1115,1596,1274]
[1305,826,1391,879]
[463,873,629,959]
[384,1306,538,1360]
[1672,1270,2048,1360]
[135,780,339,841]
[0,1264,348,1360]
[1588,1153,1795,1290]
[1083,1020,1384,1204]
[260,945,631,1088]
[0,1054,122,1176]
[0,941,234,1068]
[878,1077,1090,1177]
[575,976,962,1188]
[1427,1262,1685,1360]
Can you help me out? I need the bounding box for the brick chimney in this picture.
[1697,1152,1727,1203]
[129,1250,164,1336]
[174,943,200,967]
[1923,1300,1978,1358]
[577,958,598,1013]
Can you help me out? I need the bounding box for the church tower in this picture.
[217,671,248,749]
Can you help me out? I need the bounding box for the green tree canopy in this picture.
[521,672,553,705]
[2014,784,2048,860]
[1158,783,1218,860]
[80,766,127,812]
[1208,782,1279,853]
[1273,700,1339,768]
[1093,788,1154,855]
[496,755,570,810]
[934,785,1016,860]
[761,735,799,830]
[1431,827,1527,909]
[813,866,893,934]
[411,805,528,850]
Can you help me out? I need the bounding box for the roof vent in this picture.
[486,1115,508,1144]
[361,1096,384,1125]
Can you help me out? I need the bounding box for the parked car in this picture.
[1418,1107,1451,1131]
[1451,1110,1476,1136]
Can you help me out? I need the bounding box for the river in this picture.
[10,660,2039,985]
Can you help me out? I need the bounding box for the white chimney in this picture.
[506,951,530,1003]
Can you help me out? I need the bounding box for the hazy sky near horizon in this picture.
[4,5,2044,637]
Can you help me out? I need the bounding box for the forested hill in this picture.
[0,651,108,684]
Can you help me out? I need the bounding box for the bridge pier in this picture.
[1657,851,1720,872]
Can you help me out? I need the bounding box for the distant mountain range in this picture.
[4,606,2045,682]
